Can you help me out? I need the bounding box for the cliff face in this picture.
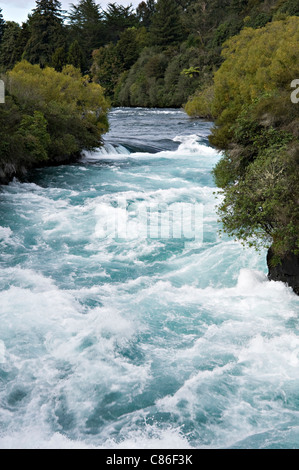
[267,247,299,295]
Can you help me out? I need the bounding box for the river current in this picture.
[0,108,299,449]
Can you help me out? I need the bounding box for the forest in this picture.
[1,0,299,108]
[0,0,298,291]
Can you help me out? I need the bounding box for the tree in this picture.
[0,22,21,70]
[67,40,84,71]
[149,0,184,47]
[115,27,144,70]
[68,0,105,69]
[7,60,109,162]
[206,18,299,260]
[136,0,156,29]
[278,0,299,16]
[91,44,122,97]
[104,3,138,43]
[51,45,67,71]
[18,111,51,162]
[23,0,65,67]
[0,8,5,44]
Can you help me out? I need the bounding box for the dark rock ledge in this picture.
[267,247,299,296]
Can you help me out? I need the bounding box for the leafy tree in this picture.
[92,26,148,100]
[149,0,184,47]
[115,27,146,70]
[197,17,299,260]
[23,0,65,67]
[91,43,122,97]
[115,45,201,107]
[18,111,51,162]
[0,93,51,182]
[7,61,109,163]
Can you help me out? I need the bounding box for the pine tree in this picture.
[68,0,104,70]
[23,0,65,67]
[149,0,184,47]
[51,45,67,71]
[104,3,138,43]
[0,22,21,70]
[0,8,5,44]
[67,40,84,71]
[136,0,156,29]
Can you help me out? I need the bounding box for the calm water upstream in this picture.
[0,108,299,449]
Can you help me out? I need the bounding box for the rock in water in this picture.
[267,247,299,295]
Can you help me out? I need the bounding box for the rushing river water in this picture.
[0,108,299,449]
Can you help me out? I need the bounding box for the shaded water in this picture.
[0,108,298,449]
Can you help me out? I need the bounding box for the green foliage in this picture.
[277,0,299,15]
[0,95,51,181]
[184,84,214,118]
[23,0,65,67]
[136,0,156,28]
[104,3,138,43]
[0,22,22,70]
[0,8,5,44]
[115,45,202,108]
[2,61,109,172]
[67,40,84,71]
[204,17,299,258]
[210,18,299,148]
[91,26,149,101]
[149,0,184,47]
[18,111,51,162]
[68,0,104,70]
[51,45,67,72]
[91,43,122,98]
[244,13,272,29]
[181,66,200,78]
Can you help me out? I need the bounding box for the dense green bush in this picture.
[0,61,109,181]
[114,45,203,107]
[197,17,299,259]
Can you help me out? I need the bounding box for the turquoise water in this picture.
[0,108,299,449]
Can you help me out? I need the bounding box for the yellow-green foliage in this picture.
[8,61,109,129]
[0,61,109,182]
[197,17,299,258]
[6,61,109,162]
[185,16,299,124]
[211,16,299,146]
[184,85,215,118]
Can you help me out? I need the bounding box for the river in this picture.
[0,107,299,449]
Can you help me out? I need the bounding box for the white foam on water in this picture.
[0,226,14,247]
[81,144,130,161]
[80,135,221,162]
[101,425,193,449]
[1,111,299,449]
[0,424,192,449]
